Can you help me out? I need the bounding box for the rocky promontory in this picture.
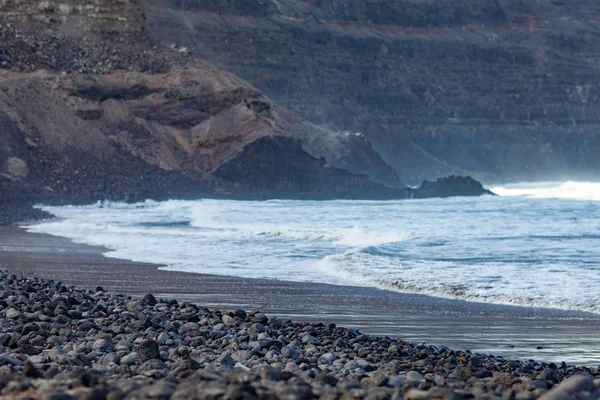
[0,0,497,225]
[0,270,598,400]
[0,0,401,204]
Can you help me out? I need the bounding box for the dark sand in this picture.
[1,226,599,366]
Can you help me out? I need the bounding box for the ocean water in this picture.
[27,181,600,314]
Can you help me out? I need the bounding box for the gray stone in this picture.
[533,380,548,390]
[138,339,161,360]
[253,312,268,324]
[120,352,139,365]
[73,353,92,367]
[554,374,595,393]
[469,356,482,368]
[157,333,169,344]
[301,334,320,345]
[92,338,115,352]
[279,385,314,400]
[282,346,299,360]
[370,373,390,387]
[404,389,429,400]
[144,381,175,398]
[126,301,143,313]
[28,355,46,364]
[318,352,336,365]
[101,353,120,366]
[248,323,265,334]
[515,392,535,400]
[137,359,168,373]
[0,354,23,366]
[538,369,561,384]
[406,371,425,383]
[538,390,572,400]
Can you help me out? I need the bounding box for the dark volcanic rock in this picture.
[142,293,158,306]
[138,339,162,360]
[412,176,495,199]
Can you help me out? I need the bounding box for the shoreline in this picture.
[0,271,597,400]
[1,226,599,366]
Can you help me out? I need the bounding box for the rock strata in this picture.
[0,270,597,399]
[142,0,600,184]
[0,0,404,214]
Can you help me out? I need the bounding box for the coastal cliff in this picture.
[0,0,495,225]
[0,0,406,208]
[142,0,600,184]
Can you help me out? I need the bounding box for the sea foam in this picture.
[27,182,600,314]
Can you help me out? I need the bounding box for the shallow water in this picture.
[28,181,600,314]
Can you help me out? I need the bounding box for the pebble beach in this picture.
[0,270,598,400]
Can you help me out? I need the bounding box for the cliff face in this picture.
[0,0,144,31]
[0,0,406,206]
[141,0,600,184]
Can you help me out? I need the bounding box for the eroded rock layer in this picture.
[0,0,406,209]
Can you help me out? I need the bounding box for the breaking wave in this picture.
[27,184,600,315]
[491,181,600,201]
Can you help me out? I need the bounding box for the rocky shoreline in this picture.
[0,271,598,400]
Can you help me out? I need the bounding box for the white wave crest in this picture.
[314,251,600,315]
[491,181,600,201]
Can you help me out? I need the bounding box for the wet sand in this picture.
[1,226,599,366]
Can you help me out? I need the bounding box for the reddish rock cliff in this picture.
[0,0,403,209]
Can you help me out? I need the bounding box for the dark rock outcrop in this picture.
[141,0,600,184]
[214,136,396,199]
[411,176,495,199]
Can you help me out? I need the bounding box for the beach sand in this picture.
[1,226,599,366]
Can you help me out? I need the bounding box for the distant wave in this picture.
[491,181,600,201]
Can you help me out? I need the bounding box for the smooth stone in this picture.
[144,381,175,398]
[554,375,595,393]
[142,294,157,306]
[121,352,139,365]
[404,389,429,400]
[0,354,23,366]
[92,338,115,352]
[282,346,299,360]
[157,333,169,344]
[538,390,572,400]
[318,352,336,365]
[301,335,320,346]
[28,355,47,364]
[5,308,20,319]
[407,371,425,383]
